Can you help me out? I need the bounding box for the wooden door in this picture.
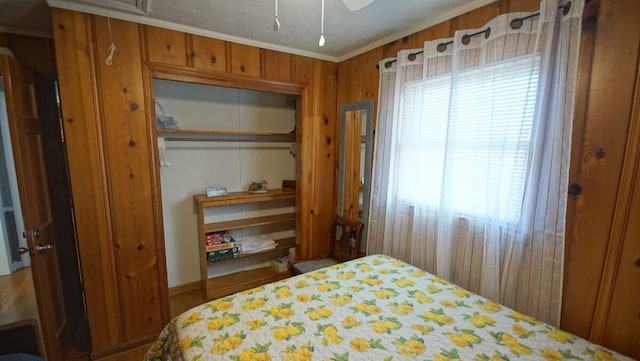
[1,55,70,361]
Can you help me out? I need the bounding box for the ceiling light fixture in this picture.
[341,0,374,12]
[273,0,280,31]
[319,0,326,47]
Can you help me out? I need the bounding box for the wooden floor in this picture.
[0,267,39,325]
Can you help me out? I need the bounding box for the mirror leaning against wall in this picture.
[337,99,374,253]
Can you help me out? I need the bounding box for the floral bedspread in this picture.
[146,254,631,361]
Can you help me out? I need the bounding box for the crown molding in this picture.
[47,0,496,64]
[47,0,339,62]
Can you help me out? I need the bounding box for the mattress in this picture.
[147,254,632,361]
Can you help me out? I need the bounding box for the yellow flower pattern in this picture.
[147,255,630,361]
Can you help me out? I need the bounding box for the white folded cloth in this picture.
[238,234,276,254]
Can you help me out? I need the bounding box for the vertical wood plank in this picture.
[596,53,640,359]
[561,0,640,338]
[190,35,227,72]
[93,16,167,340]
[337,56,361,105]
[316,60,338,259]
[357,48,383,103]
[342,110,363,221]
[144,26,188,66]
[1,34,57,75]
[230,43,261,77]
[412,21,452,46]
[50,8,121,350]
[503,0,540,13]
[291,55,314,84]
[263,49,292,82]
[382,37,413,58]
[297,60,338,260]
[454,2,501,30]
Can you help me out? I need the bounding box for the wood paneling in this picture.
[412,21,452,47]
[0,33,57,76]
[298,60,338,260]
[592,52,640,359]
[230,43,261,77]
[500,0,540,12]
[53,8,339,356]
[342,110,363,221]
[51,9,121,350]
[561,0,640,340]
[93,17,167,340]
[263,49,292,82]
[452,2,500,31]
[190,35,227,72]
[144,25,187,66]
[357,49,382,103]
[337,57,361,105]
[291,55,314,84]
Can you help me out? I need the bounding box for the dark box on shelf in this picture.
[282,179,296,191]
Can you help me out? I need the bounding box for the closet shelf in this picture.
[157,129,295,142]
[194,188,295,207]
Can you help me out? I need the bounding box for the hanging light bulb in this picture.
[319,0,325,47]
[273,0,280,31]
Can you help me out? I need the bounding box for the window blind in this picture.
[396,54,541,223]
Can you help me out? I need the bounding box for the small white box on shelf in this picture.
[206,187,228,197]
[271,257,288,273]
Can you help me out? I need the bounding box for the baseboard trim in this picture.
[91,334,157,361]
[168,281,200,296]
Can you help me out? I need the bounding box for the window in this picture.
[395,55,540,223]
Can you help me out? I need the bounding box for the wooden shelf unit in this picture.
[157,128,295,142]
[194,189,296,300]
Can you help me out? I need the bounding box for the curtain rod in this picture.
[377,1,577,70]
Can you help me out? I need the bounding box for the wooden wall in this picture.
[336,0,640,356]
[0,33,56,76]
[51,8,337,358]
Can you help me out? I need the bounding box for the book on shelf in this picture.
[205,230,235,246]
[282,179,296,192]
[205,241,241,253]
[207,247,241,262]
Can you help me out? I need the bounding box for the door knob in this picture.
[34,244,53,254]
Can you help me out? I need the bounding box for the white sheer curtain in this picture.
[367,0,583,325]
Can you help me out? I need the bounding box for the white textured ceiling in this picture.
[0,0,52,38]
[1,0,494,61]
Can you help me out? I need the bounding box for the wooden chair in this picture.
[292,216,364,274]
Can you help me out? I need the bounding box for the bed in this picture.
[147,255,632,361]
